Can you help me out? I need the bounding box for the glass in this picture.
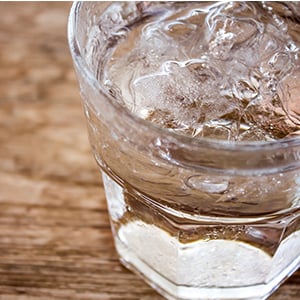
[68,2,300,299]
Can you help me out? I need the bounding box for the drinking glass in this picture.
[68,2,300,299]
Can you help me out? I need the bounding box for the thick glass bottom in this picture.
[115,221,300,300]
[102,172,300,300]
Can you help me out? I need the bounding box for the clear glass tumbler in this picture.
[68,2,300,300]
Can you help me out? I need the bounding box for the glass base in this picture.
[114,223,300,300]
[102,172,300,300]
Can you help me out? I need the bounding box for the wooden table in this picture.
[0,3,299,300]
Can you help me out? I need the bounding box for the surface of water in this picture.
[103,1,300,141]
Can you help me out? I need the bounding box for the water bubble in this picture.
[186,175,229,193]
[233,80,258,103]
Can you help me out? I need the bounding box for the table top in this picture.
[0,3,299,300]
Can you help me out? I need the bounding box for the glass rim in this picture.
[68,1,300,153]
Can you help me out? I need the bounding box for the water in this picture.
[84,2,300,299]
[103,1,300,141]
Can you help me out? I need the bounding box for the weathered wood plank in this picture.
[0,2,298,300]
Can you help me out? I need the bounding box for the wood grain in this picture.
[0,2,298,300]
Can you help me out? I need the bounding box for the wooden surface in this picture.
[0,2,299,300]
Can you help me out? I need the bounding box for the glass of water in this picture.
[68,2,300,299]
